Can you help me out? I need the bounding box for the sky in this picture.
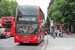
[16,0,51,20]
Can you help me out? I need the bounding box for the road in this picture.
[0,35,48,50]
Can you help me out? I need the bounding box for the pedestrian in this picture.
[66,28,69,35]
[51,28,54,37]
[54,28,57,37]
[59,29,61,37]
[57,29,60,37]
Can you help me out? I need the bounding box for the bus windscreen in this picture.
[17,6,38,15]
[4,19,11,21]
[3,19,11,23]
[3,24,12,29]
[3,18,12,29]
[16,24,38,35]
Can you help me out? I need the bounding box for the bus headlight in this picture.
[33,36,37,39]
[16,36,19,39]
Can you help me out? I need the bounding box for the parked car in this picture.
[0,28,11,38]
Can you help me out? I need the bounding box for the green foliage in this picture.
[46,16,50,28]
[0,0,18,18]
[10,0,18,17]
[0,0,13,18]
[48,0,75,25]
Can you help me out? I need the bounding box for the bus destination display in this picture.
[19,17,36,21]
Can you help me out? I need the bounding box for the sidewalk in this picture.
[46,33,75,50]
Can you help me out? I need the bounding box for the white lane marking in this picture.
[0,38,12,43]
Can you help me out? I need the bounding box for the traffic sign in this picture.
[50,20,53,26]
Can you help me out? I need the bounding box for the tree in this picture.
[0,0,13,18]
[0,0,18,18]
[48,0,75,31]
[10,0,18,17]
[46,16,50,28]
[48,0,75,25]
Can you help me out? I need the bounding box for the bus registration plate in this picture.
[23,41,29,43]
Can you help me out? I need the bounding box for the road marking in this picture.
[41,35,48,50]
[0,38,11,43]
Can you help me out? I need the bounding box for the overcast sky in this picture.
[16,0,51,20]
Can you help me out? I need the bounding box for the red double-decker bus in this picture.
[1,17,15,36]
[14,5,45,44]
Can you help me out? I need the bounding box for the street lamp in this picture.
[0,5,2,18]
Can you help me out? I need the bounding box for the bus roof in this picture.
[18,5,39,7]
[17,5,44,15]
